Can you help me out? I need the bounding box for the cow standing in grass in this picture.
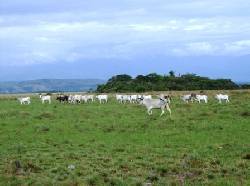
[139,96,171,116]
[196,95,208,103]
[130,95,138,103]
[215,94,229,103]
[40,95,51,104]
[159,94,172,104]
[56,95,69,103]
[18,97,31,105]
[96,95,108,103]
[116,95,123,103]
[181,93,196,103]
[121,95,131,103]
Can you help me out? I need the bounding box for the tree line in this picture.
[96,71,245,93]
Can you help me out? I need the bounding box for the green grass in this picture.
[0,91,249,185]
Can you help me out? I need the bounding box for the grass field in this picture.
[0,90,249,185]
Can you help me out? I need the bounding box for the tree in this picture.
[96,73,239,92]
[169,70,175,77]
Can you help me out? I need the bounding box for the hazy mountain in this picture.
[0,79,106,93]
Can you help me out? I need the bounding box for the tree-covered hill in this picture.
[97,72,240,92]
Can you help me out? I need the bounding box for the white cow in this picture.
[143,95,152,100]
[68,95,74,103]
[81,95,88,103]
[116,95,123,103]
[40,95,51,104]
[196,95,208,103]
[130,95,138,103]
[71,95,81,104]
[181,95,191,103]
[141,97,171,116]
[215,94,229,103]
[181,93,197,103]
[96,95,108,103]
[86,95,94,102]
[81,95,94,103]
[18,97,31,105]
[137,95,143,99]
[121,95,131,103]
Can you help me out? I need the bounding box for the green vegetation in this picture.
[97,72,239,93]
[0,90,249,185]
[241,84,250,89]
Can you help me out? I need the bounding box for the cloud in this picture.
[172,42,217,56]
[224,40,250,54]
[0,0,250,66]
[172,40,250,56]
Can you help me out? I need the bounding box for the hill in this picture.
[97,72,240,93]
[0,79,105,93]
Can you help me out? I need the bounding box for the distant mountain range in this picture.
[0,79,106,93]
[236,81,250,85]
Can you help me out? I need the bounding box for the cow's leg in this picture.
[166,104,171,116]
[147,108,152,115]
[160,107,165,117]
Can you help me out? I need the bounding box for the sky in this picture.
[0,0,250,82]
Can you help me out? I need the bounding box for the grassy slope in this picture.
[0,91,249,185]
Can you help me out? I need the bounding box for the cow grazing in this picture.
[96,95,108,103]
[81,95,88,103]
[81,95,94,103]
[56,95,69,103]
[140,97,171,116]
[181,94,196,103]
[215,94,229,103]
[196,95,208,103]
[130,95,138,103]
[68,95,74,103]
[69,95,81,104]
[121,95,131,103]
[18,97,31,105]
[159,94,172,104]
[40,95,51,104]
[116,95,123,103]
[86,95,94,102]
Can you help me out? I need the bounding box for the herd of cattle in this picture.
[16,93,230,116]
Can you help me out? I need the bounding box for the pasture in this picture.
[0,90,249,185]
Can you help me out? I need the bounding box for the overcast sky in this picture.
[0,0,250,81]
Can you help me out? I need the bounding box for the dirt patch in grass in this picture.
[242,153,250,160]
[35,112,55,119]
[4,160,41,176]
[35,125,50,132]
[240,111,250,117]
